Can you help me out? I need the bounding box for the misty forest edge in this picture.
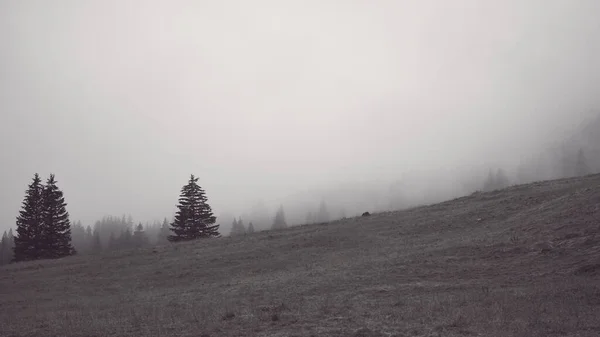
[0,145,595,265]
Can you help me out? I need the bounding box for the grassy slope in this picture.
[1,175,600,337]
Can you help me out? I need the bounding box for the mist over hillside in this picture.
[1,1,600,335]
[219,112,600,234]
[1,0,600,237]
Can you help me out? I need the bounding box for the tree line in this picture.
[1,174,220,265]
[228,200,341,237]
[482,146,593,192]
[2,146,596,264]
[68,216,171,254]
[229,204,288,236]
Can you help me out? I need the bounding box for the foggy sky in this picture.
[1,0,599,232]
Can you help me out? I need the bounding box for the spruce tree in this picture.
[85,225,93,249]
[230,218,238,236]
[119,228,133,249]
[7,229,14,261]
[41,174,75,258]
[92,228,102,252]
[133,223,149,248]
[238,218,245,234]
[108,232,117,250]
[0,230,16,265]
[0,232,5,264]
[0,231,9,265]
[71,221,87,254]
[272,205,288,230]
[247,222,255,234]
[230,217,246,236]
[157,218,170,244]
[14,173,44,262]
[168,174,219,242]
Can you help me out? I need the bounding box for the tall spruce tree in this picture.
[247,222,255,234]
[41,174,75,258]
[168,174,219,242]
[13,173,45,262]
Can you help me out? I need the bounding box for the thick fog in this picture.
[1,0,599,233]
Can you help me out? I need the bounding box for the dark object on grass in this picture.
[574,263,600,276]
[362,212,371,217]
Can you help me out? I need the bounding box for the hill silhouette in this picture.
[1,174,600,337]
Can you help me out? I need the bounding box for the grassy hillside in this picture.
[1,175,600,337]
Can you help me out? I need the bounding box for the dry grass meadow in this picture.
[1,175,600,337]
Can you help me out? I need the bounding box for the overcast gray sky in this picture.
[1,0,599,231]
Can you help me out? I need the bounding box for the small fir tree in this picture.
[108,232,117,250]
[71,220,87,254]
[230,218,238,236]
[119,228,133,249]
[238,218,246,234]
[13,173,45,262]
[157,218,170,244]
[168,174,219,241]
[6,229,14,262]
[230,217,246,236]
[0,231,11,265]
[133,223,149,248]
[247,222,255,234]
[85,225,93,247]
[272,205,288,230]
[1,231,15,265]
[92,228,102,252]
